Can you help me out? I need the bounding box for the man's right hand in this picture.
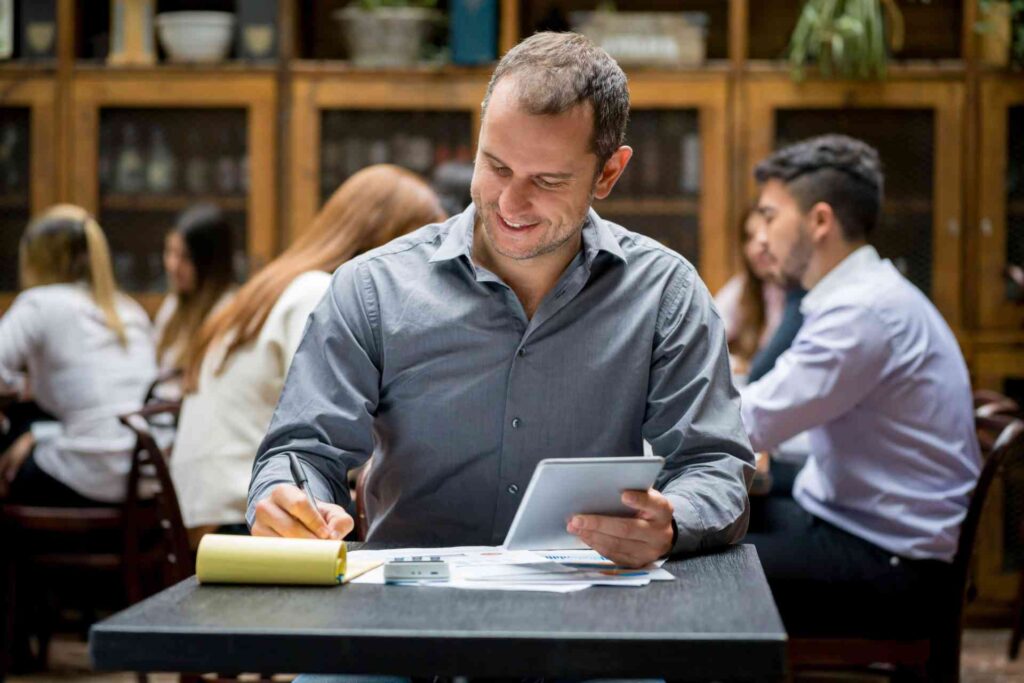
[251,483,354,540]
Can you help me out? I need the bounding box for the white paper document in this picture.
[347,546,673,593]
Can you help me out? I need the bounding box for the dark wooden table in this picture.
[89,544,787,682]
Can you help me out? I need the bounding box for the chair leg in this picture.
[0,557,15,682]
[1010,569,1024,660]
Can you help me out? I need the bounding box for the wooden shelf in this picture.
[0,61,57,74]
[0,194,30,210]
[74,62,278,76]
[101,194,247,212]
[594,198,699,216]
[884,197,933,214]
[743,59,967,80]
[289,61,493,77]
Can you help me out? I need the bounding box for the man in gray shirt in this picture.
[248,32,754,568]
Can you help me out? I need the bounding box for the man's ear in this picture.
[808,201,837,243]
[593,146,633,200]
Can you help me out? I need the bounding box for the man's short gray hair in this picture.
[482,32,630,166]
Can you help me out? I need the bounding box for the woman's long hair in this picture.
[733,208,767,364]
[156,203,237,371]
[183,164,446,392]
[19,204,128,346]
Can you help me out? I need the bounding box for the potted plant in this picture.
[786,0,905,81]
[976,0,1024,68]
[333,0,443,68]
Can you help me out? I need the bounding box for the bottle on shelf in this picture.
[639,116,661,199]
[114,123,147,195]
[184,129,211,195]
[0,0,13,60]
[0,123,22,195]
[146,125,177,194]
[237,128,250,195]
[99,122,116,194]
[368,139,390,166]
[680,131,701,196]
[215,130,239,195]
[322,138,343,197]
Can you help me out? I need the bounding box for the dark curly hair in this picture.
[754,134,884,242]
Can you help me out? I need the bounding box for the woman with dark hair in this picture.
[170,165,445,544]
[714,208,786,377]
[0,205,155,505]
[154,203,237,392]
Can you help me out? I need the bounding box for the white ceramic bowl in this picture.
[155,11,235,64]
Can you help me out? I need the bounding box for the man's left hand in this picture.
[567,488,675,568]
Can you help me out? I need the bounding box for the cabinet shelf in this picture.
[101,194,247,212]
[595,198,699,216]
[0,194,30,209]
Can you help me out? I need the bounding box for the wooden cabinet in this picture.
[287,67,488,244]
[978,76,1024,330]
[603,72,730,291]
[0,72,59,311]
[741,75,966,329]
[69,69,277,312]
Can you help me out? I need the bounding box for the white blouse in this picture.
[0,283,157,502]
[170,270,331,528]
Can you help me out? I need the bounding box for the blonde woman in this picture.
[0,205,156,505]
[171,165,445,543]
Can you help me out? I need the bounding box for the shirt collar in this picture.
[801,244,881,314]
[429,204,627,268]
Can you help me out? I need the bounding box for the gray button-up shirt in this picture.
[248,205,754,553]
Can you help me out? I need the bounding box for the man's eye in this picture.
[536,179,562,190]
[493,165,511,177]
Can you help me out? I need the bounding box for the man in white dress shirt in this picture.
[740,135,981,642]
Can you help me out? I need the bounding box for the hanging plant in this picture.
[786,0,905,81]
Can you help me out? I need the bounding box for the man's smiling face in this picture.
[470,77,602,267]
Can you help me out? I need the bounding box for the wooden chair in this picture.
[0,401,189,681]
[789,417,1024,682]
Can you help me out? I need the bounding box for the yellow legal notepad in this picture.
[196,534,347,585]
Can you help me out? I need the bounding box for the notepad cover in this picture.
[196,534,347,585]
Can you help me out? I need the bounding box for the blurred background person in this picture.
[0,205,155,506]
[715,208,786,378]
[170,165,446,546]
[153,203,237,398]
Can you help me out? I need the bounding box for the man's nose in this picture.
[499,181,532,218]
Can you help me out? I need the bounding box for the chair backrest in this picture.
[119,401,194,586]
[948,418,1024,651]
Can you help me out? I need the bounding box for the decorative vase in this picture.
[333,7,442,68]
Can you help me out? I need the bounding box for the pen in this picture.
[288,452,326,525]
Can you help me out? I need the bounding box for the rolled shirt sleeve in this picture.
[740,303,889,453]
[247,262,381,525]
[644,267,756,554]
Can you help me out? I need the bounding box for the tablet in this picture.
[502,456,666,551]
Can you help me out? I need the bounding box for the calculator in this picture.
[383,556,451,582]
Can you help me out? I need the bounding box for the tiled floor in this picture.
[8,629,1024,683]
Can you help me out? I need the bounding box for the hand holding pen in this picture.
[249,453,355,540]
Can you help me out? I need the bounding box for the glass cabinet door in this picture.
[0,107,31,292]
[979,79,1024,329]
[743,79,963,329]
[96,107,249,293]
[774,108,935,296]
[320,109,474,217]
[596,109,701,267]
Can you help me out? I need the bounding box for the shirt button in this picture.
[507,483,519,495]
[511,417,521,429]
[517,347,526,357]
